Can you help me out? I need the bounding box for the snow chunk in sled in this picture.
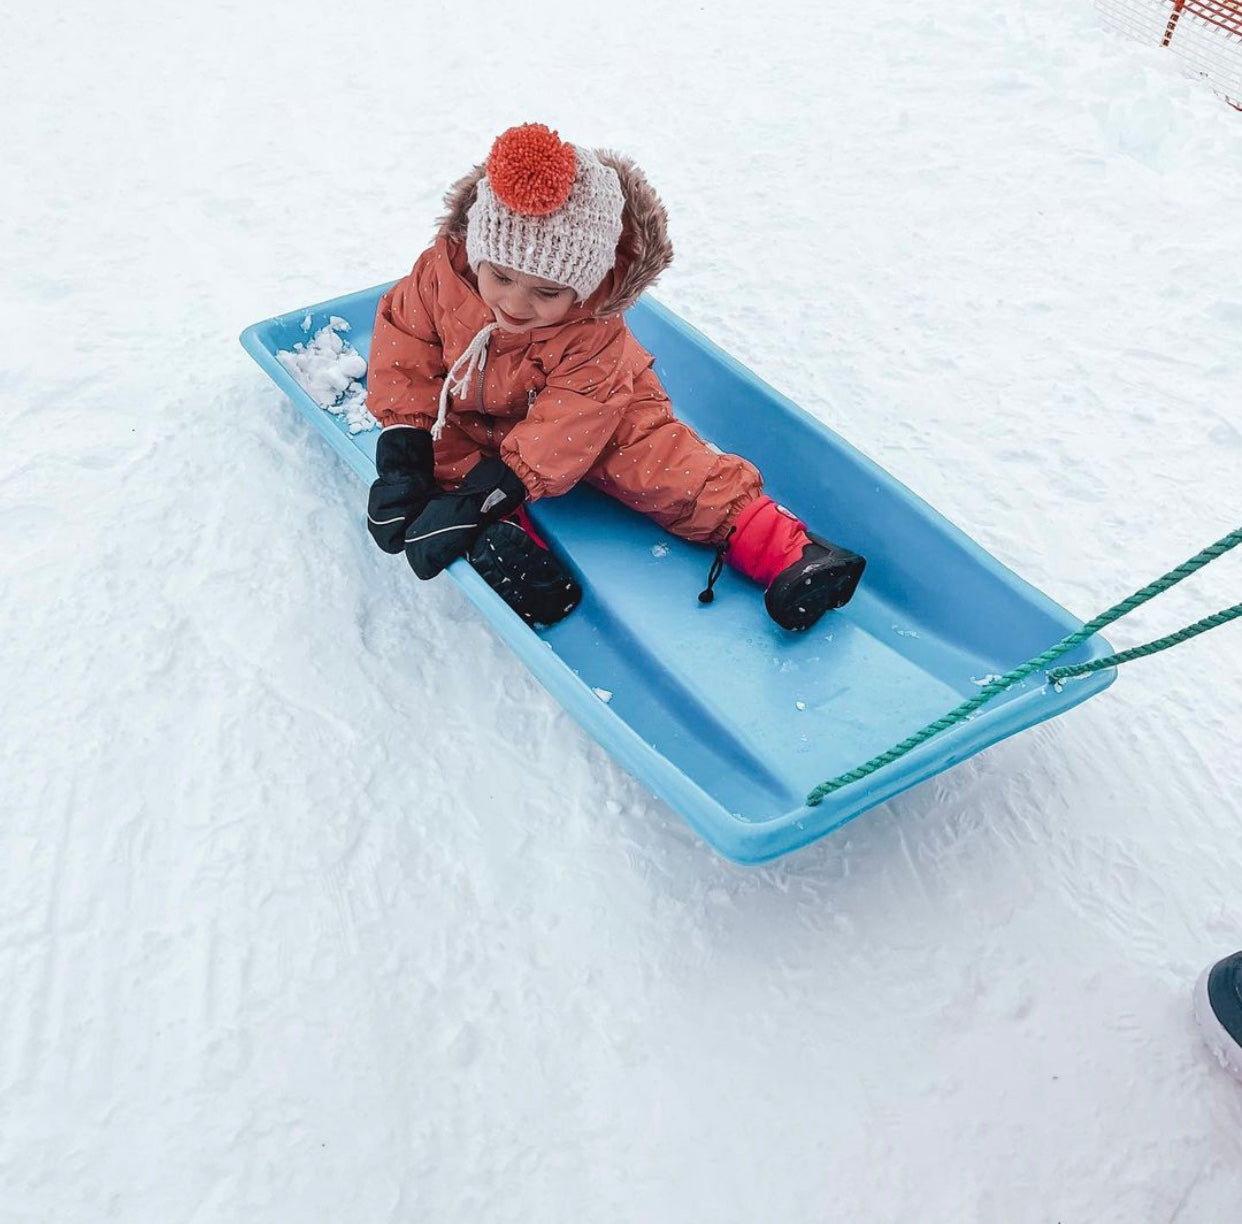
[241,285,1114,864]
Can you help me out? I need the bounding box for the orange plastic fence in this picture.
[1179,0,1242,38]
[1097,0,1242,106]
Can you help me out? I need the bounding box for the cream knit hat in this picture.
[465,124,625,302]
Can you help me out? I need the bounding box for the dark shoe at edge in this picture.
[1195,950,1242,1084]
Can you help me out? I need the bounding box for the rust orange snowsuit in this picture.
[367,154,761,545]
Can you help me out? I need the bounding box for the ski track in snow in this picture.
[2,1,1241,1221]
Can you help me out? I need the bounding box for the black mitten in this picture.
[367,426,436,554]
[467,520,583,626]
[403,457,527,580]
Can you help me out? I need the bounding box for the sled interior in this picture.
[240,284,1114,863]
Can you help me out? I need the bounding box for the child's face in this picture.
[476,261,577,332]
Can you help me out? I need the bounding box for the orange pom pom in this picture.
[486,123,577,216]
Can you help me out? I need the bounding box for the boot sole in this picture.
[467,522,582,627]
[765,552,866,632]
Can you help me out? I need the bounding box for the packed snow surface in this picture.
[3,1,1241,1221]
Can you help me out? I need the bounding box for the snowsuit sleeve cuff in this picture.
[496,449,547,502]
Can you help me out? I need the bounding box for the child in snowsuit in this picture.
[366,123,865,629]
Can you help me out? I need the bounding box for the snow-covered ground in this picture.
[3,1,1241,1219]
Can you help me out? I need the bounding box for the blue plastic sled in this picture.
[241,285,1114,863]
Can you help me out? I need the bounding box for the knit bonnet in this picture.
[465,123,625,302]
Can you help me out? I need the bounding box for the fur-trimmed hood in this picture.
[436,150,673,317]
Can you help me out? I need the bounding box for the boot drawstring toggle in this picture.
[698,528,735,605]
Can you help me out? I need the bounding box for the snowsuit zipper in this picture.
[477,345,493,447]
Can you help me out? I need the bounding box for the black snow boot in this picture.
[721,496,866,632]
[763,535,867,632]
[467,518,582,627]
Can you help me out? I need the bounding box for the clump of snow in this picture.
[972,673,1004,687]
[592,687,614,703]
[277,317,375,434]
[650,542,670,558]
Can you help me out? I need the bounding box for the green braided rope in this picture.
[1046,603,1242,683]
[805,526,1242,806]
